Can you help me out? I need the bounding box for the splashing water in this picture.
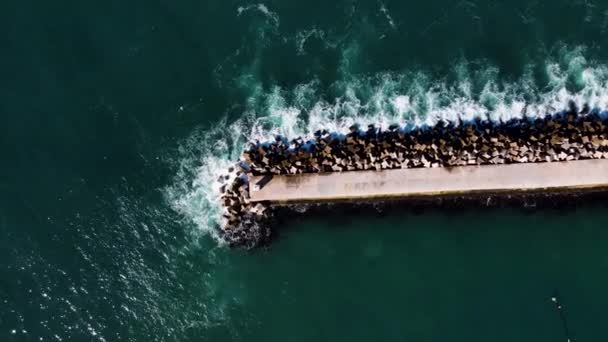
[166,46,608,243]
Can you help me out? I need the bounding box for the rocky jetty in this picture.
[219,109,608,247]
[244,111,608,175]
[216,166,272,248]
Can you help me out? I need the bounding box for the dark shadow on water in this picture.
[268,190,608,242]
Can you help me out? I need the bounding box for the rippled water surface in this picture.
[2,0,608,341]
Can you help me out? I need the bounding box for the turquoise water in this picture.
[2,0,608,341]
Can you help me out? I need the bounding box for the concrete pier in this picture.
[249,159,608,203]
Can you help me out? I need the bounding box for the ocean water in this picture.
[2,0,608,341]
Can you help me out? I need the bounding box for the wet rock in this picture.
[220,112,608,248]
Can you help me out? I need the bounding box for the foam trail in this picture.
[378,1,397,30]
[294,28,326,55]
[237,3,280,26]
[167,48,608,243]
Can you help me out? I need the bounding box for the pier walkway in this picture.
[249,159,608,203]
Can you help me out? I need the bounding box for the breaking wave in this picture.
[165,46,608,243]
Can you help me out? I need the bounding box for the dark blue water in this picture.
[2,1,608,341]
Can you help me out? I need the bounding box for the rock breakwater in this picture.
[218,109,608,247]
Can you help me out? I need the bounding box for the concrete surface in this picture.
[249,159,608,203]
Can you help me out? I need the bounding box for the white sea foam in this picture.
[167,47,608,243]
[237,3,279,26]
[378,1,397,30]
[294,28,326,55]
